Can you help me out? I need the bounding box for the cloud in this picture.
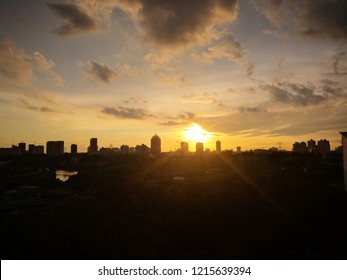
[253,0,347,40]
[168,111,195,120]
[86,61,118,83]
[19,98,58,113]
[192,30,254,76]
[262,83,324,106]
[181,91,225,106]
[0,40,64,86]
[159,120,186,126]
[75,0,239,49]
[197,105,347,138]
[32,52,55,71]
[261,80,347,107]
[47,3,98,35]
[0,40,33,84]
[238,106,267,113]
[102,106,150,119]
[262,29,288,40]
[128,0,239,49]
[159,73,191,87]
[122,97,147,105]
[333,51,347,75]
[144,52,177,70]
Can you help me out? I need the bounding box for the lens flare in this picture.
[184,123,211,143]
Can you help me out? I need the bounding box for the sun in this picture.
[184,123,211,143]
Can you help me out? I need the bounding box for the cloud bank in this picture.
[253,0,347,40]
[47,3,98,35]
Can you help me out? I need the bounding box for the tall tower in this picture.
[88,138,98,153]
[18,142,26,155]
[46,141,64,156]
[216,140,221,153]
[71,144,77,155]
[196,142,204,153]
[151,134,161,155]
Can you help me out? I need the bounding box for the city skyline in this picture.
[2,134,338,155]
[1,1,346,151]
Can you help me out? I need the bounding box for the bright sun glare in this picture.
[184,124,211,143]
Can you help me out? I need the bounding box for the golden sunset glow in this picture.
[184,124,211,143]
[0,0,345,152]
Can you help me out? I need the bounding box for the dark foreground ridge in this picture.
[0,151,346,259]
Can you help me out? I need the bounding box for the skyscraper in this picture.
[307,139,317,153]
[71,144,77,155]
[151,134,161,155]
[237,146,241,153]
[216,140,221,153]
[317,139,330,153]
[181,141,189,153]
[88,138,98,153]
[196,142,204,153]
[46,141,64,156]
[18,142,26,155]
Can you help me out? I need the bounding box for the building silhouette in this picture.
[18,142,26,155]
[307,139,317,153]
[181,141,189,153]
[120,144,129,154]
[88,138,98,153]
[237,146,241,153]
[46,141,64,156]
[28,144,44,154]
[216,140,221,153]
[196,142,204,153]
[151,134,161,155]
[293,142,308,153]
[317,139,330,153]
[135,144,150,155]
[71,144,77,155]
[340,132,347,191]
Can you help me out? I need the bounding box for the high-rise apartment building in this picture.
[317,139,330,153]
[151,134,161,155]
[88,138,98,153]
[46,141,64,156]
[71,144,77,155]
[18,142,26,155]
[307,139,317,153]
[216,140,221,153]
[196,142,204,153]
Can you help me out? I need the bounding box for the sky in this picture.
[0,0,346,152]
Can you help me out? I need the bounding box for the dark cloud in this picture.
[135,0,239,48]
[40,106,56,113]
[262,83,326,106]
[102,106,150,119]
[159,120,186,126]
[47,3,98,35]
[320,79,339,86]
[333,51,347,75]
[253,0,347,40]
[87,61,118,83]
[19,98,57,113]
[168,111,195,120]
[238,106,267,113]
